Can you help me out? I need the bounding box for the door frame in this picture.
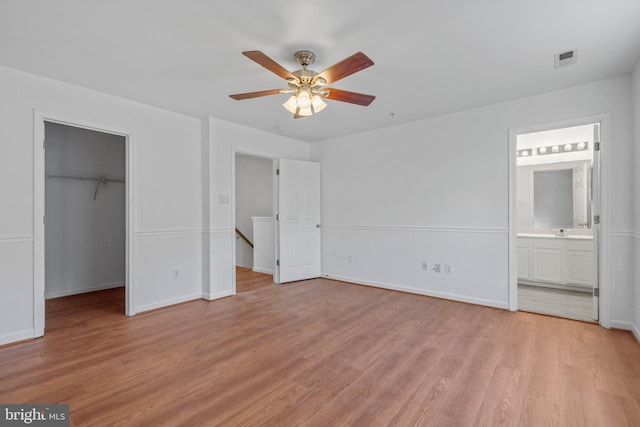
[231,149,279,294]
[33,110,136,337]
[508,113,611,328]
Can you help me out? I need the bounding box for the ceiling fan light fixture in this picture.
[311,95,327,113]
[297,90,312,109]
[283,95,298,114]
[296,106,313,117]
[283,89,323,117]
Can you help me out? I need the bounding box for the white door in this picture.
[591,123,600,320]
[277,159,321,283]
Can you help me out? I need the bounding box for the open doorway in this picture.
[234,153,276,293]
[513,123,600,322]
[33,112,134,338]
[44,122,126,328]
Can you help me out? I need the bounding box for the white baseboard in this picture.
[45,281,125,299]
[325,274,509,310]
[202,290,234,301]
[0,329,34,346]
[136,292,202,313]
[610,320,640,342]
[252,267,273,275]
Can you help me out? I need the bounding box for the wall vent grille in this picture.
[555,49,578,68]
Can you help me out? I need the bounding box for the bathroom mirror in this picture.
[533,169,573,229]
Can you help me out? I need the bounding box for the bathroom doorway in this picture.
[513,122,600,322]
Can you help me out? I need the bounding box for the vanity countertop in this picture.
[517,233,593,240]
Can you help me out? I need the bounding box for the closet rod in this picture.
[46,173,125,183]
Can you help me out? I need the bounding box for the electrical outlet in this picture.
[348,255,354,263]
[421,261,428,271]
[445,264,453,274]
[433,264,441,273]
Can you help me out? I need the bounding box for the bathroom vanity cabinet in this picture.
[517,235,594,290]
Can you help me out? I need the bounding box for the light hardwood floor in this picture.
[236,267,273,293]
[1,274,640,426]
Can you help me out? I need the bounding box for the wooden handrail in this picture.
[235,228,254,248]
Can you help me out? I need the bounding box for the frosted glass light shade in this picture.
[297,106,312,116]
[297,90,311,108]
[311,95,327,113]
[283,95,298,114]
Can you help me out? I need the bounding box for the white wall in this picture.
[0,65,203,345]
[632,60,640,340]
[311,76,635,322]
[234,155,273,268]
[202,118,309,299]
[252,217,275,274]
[45,122,125,298]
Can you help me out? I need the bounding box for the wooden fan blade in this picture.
[242,51,297,81]
[314,52,374,85]
[229,89,283,100]
[322,88,376,106]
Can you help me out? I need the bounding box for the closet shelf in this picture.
[46,173,124,200]
[46,173,124,183]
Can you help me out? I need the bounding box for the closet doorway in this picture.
[41,120,128,330]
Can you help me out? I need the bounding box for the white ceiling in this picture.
[2,1,640,142]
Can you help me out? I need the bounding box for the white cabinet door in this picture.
[565,250,593,287]
[532,249,563,283]
[277,159,321,283]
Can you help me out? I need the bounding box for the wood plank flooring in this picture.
[236,267,273,293]
[518,284,594,322]
[1,275,640,426]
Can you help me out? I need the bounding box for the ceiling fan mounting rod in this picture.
[294,50,316,69]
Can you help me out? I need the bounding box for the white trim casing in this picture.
[231,148,279,291]
[508,113,611,328]
[322,224,507,234]
[33,110,136,339]
[0,235,34,244]
[136,228,202,237]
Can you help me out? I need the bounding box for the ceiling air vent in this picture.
[555,49,577,69]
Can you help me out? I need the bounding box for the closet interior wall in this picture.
[45,122,126,299]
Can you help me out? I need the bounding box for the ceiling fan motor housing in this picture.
[294,50,316,67]
[292,69,317,84]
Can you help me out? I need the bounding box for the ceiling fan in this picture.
[229,50,375,118]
